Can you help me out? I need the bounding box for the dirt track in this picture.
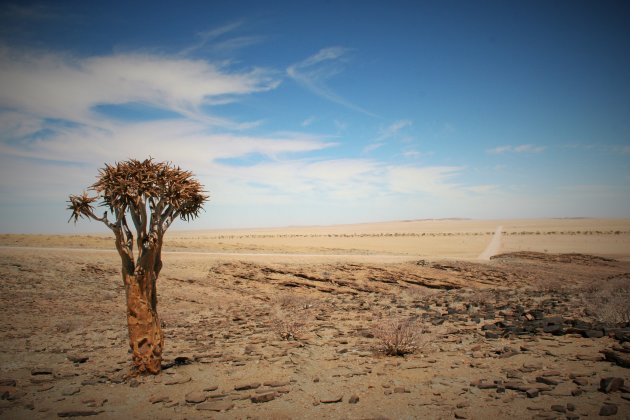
[478,226,503,260]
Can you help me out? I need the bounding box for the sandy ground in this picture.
[1,218,630,419]
[2,218,629,260]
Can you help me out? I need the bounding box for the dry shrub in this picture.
[270,293,317,340]
[372,317,429,356]
[536,278,569,295]
[276,294,318,310]
[405,286,437,301]
[272,317,305,341]
[583,276,630,324]
[467,289,494,307]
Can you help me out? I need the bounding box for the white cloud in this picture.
[0,46,279,127]
[0,119,333,167]
[287,47,374,116]
[387,166,463,195]
[0,111,44,139]
[488,145,512,154]
[513,144,546,153]
[487,144,546,154]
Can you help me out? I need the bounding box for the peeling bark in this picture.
[123,272,163,374]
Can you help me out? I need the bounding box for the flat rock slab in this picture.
[67,355,89,364]
[234,382,261,391]
[263,380,291,388]
[251,392,277,403]
[57,410,104,417]
[62,387,81,396]
[320,395,343,403]
[602,350,630,368]
[185,391,207,404]
[149,394,170,404]
[196,401,235,412]
[164,375,191,385]
[31,367,53,375]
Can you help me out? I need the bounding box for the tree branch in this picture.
[163,209,180,232]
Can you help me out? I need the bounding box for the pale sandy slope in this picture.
[1,218,629,261]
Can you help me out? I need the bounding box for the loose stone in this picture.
[599,377,624,393]
[185,391,207,404]
[196,401,235,412]
[234,382,261,391]
[599,403,618,416]
[320,395,343,403]
[251,392,277,403]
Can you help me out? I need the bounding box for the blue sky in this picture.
[0,1,629,233]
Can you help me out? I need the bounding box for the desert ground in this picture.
[1,218,630,419]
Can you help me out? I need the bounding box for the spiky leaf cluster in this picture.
[67,191,99,223]
[92,158,207,218]
[67,158,208,232]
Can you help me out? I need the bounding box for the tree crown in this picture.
[68,158,208,233]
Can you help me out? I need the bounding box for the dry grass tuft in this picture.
[270,293,317,341]
[372,317,430,356]
[583,275,630,324]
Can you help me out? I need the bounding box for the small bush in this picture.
[467,289,494,307]
[272,317,305,341]
[536,278,569,295]
[270,293,316,341]
[276,294,317,310]
[372,317,429,356]
[583,276,630,324]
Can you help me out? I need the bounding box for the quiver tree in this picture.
[67,158,208,374]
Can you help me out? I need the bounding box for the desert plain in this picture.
[1,218,630,419]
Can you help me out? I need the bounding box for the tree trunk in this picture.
[123,272,163,374]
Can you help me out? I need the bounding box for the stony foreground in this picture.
[1,248,629,419]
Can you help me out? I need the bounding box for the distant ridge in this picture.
[401,218,472,222]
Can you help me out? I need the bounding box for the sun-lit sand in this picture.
[2,218,629,260]
[2,218,630,419]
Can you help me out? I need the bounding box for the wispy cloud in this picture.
[180,21,265,57]
[301,116,317,127]
[0,119,332,167]
[401,149,430,159]
[363,142,385,154]
[0,46,279,128]
[287,47,375,116]
[377,119,412,141]
[363,119,413,154]
[487,144,546,154]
